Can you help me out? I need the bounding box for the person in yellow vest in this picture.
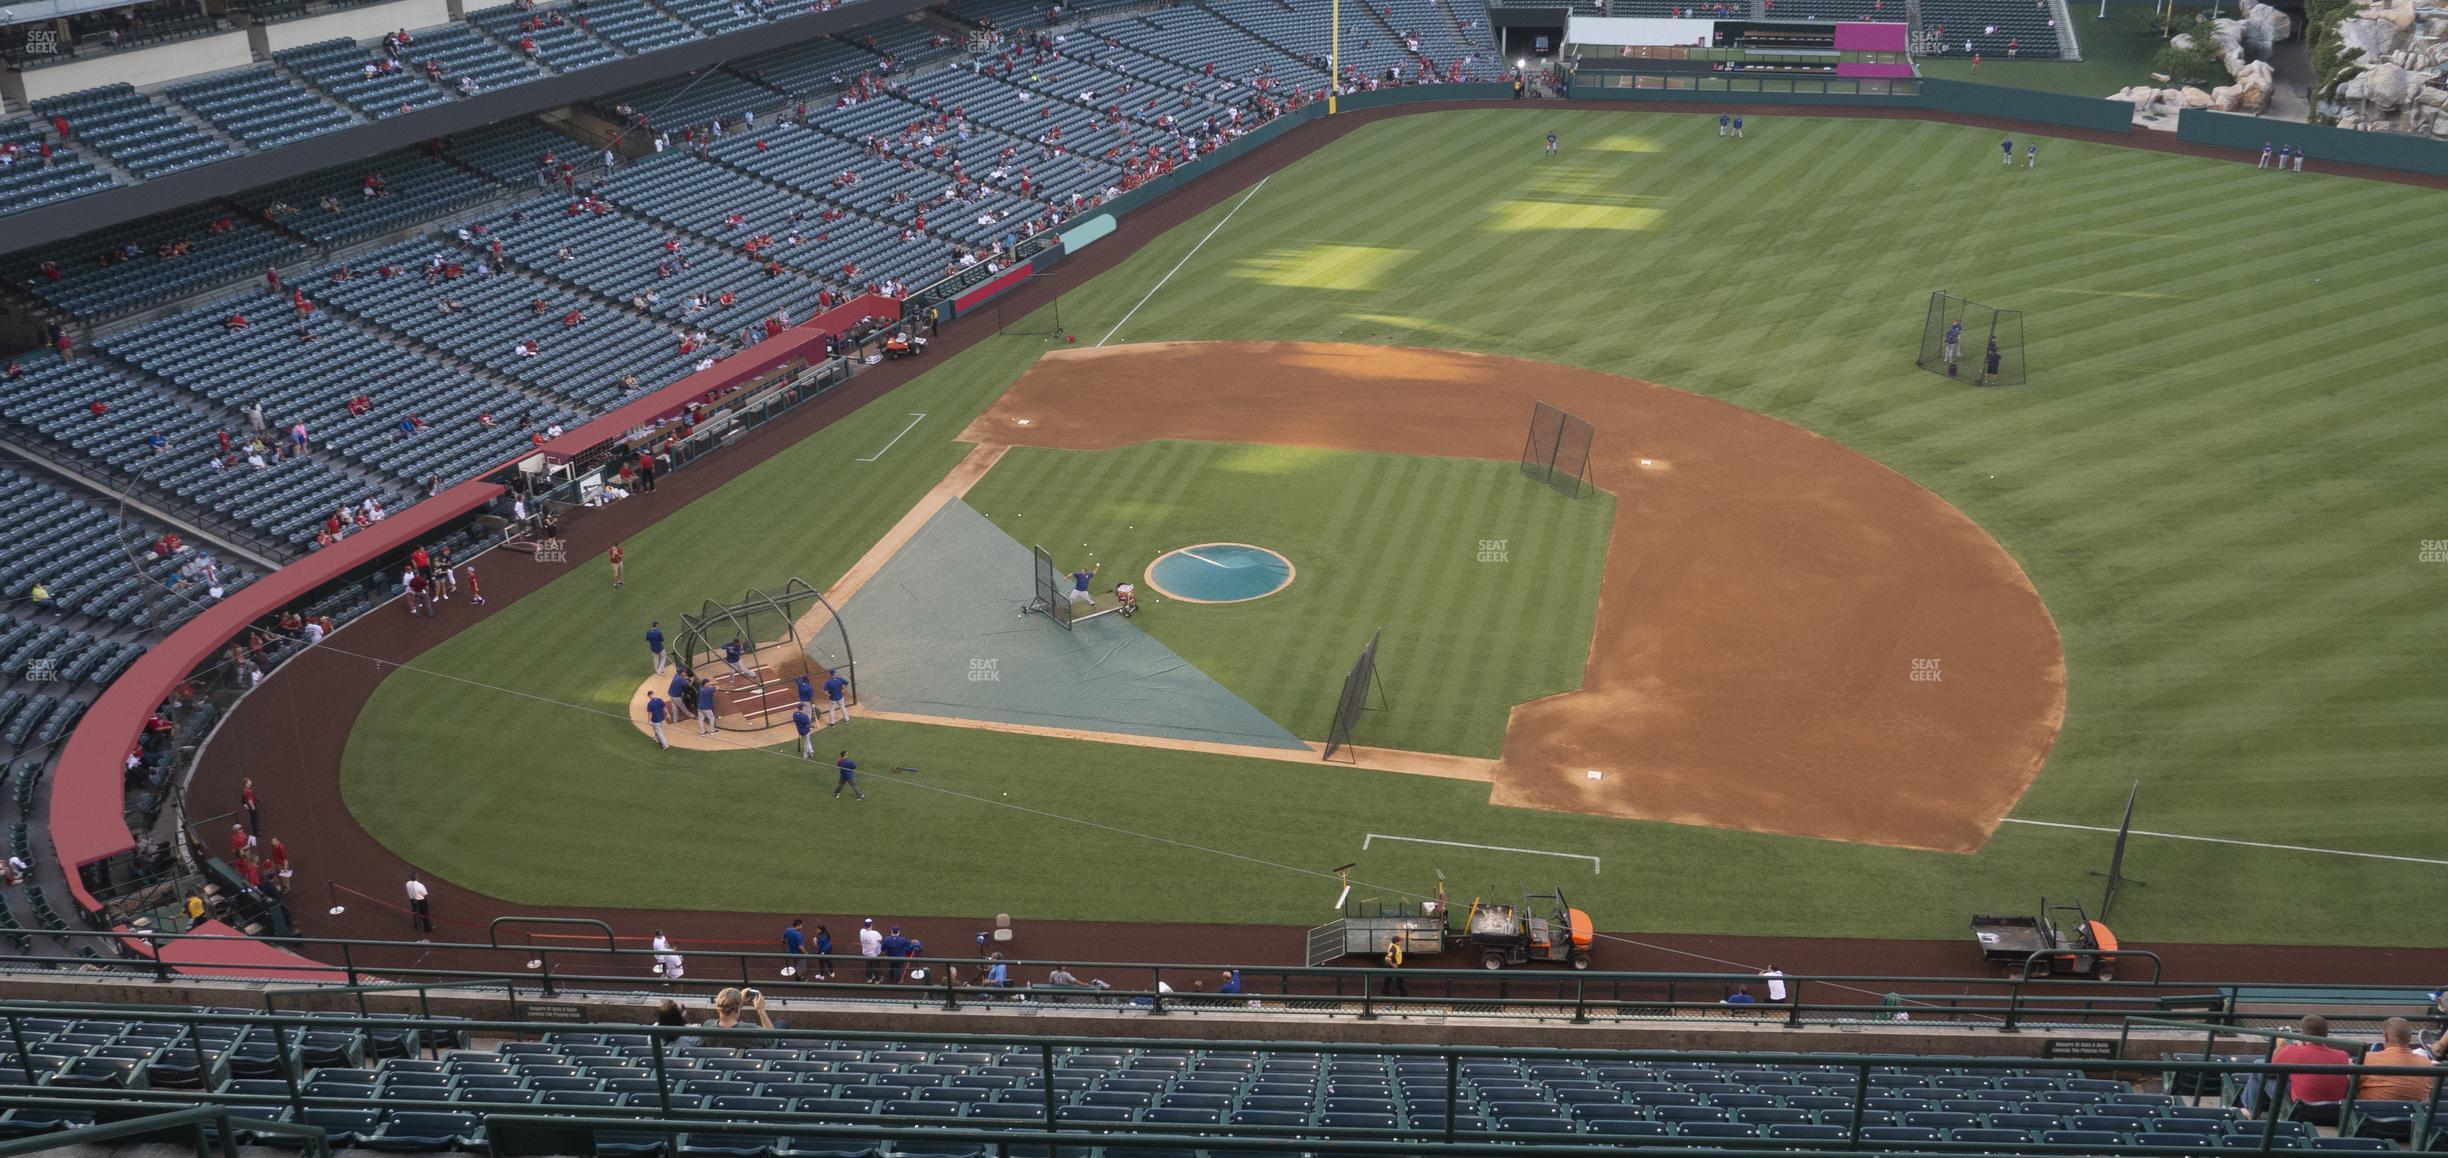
[1382,937,1408,997]
[29,582,56,613]
[183,894,206,931]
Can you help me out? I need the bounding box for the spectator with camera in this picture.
[681,987,778,1048]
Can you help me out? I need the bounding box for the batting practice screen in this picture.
[1917,291,2027,387]
[1031,544,1072,630]
[1520,402,1595,499]
[1321,628,1383,763]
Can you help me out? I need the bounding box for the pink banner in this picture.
[1834,22,1910,51]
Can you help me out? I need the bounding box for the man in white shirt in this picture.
[405,876,433,940]
[858,919,885,983]
[1760,965,1788,1003]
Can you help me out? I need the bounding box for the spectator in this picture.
[1722,986,1756,1005]
[683,988,776,1049]
[2356,1018,2437,1103]
[652,930,686,979]
[859,918,884,982]
[1046,964,1087,987]
[881,925,914,982]
[2259,1015,2352,1121]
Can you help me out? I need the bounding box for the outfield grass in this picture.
[967,444,1614,755]
[345,108,2448,945]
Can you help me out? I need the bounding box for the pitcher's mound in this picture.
[965,342,2066,854]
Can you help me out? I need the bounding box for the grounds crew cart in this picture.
[1461,887,1595,970]
[1307,879,1594,971]
[1970,897,2120,980]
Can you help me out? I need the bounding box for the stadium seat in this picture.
[362,1110,484,1150]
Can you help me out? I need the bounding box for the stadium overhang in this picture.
[0,0,938,257]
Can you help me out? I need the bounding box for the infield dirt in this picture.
[967,341,2067,855]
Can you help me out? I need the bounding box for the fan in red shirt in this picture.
[2264,1015,2353,1122]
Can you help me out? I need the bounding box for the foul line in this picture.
[1097,175,1271,347]
[1999,818,2448,867]
[855,412,927,463]
[1364,833,1600,875]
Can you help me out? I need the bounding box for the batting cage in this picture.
[1917,291,2027,387]
[674,578,856,729]
[1321,628,1388,763]
[1024,544,1074,630]
[1520,402,1596,499]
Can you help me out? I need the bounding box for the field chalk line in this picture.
[1364,833,1600,875]
[1999,818,2448,867]
[1097,175,1271,348]
[856,413,927,463]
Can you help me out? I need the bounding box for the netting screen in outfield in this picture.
[1321,628,1386,763]
[1520,402,1596,499]
[1917,291,2026,387]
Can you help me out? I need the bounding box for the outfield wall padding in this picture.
[1339,83,1519,109]
[2177,108,2448,175]
[1572,85,1915,108]
[1917,79,2135,134]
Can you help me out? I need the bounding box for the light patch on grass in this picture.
[1574,132,1667,153]
[1485,197,1664,233]
[1231,242,1411,291]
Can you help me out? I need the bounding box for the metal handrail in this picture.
[0,1098,331,1157]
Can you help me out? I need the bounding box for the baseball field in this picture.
[313,106,2448,953]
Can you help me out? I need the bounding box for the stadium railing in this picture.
[0,925,2348,1038]
[2,1000,2443,1156]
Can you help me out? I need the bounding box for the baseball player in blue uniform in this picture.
[1068,565,1098,608]
[2001,137,2013,166]
[723,637,748,680]
[696,678,718,735]
[792,708,815,758]
[796,673,816,719]
[823,669,850,725]
[645,693,668,749]
[646,621,666,674]
[834,752,864,800]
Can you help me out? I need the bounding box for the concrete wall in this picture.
[259,0,457,54]
[13,31,256,102]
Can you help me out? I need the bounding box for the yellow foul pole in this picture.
[1329,0,1341,115]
